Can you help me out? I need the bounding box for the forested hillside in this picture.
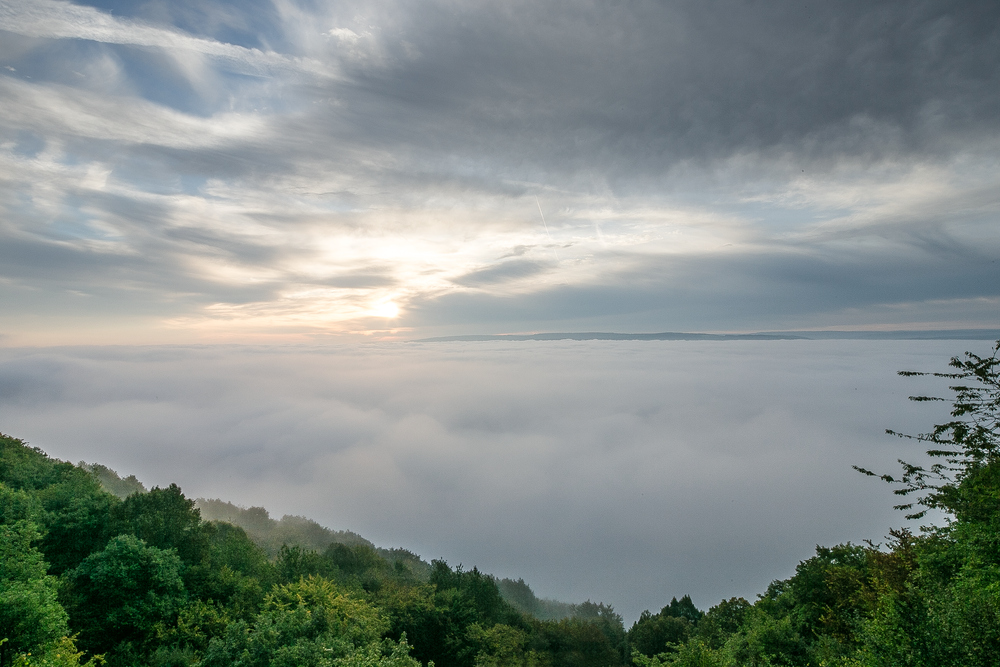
[2,341,998,667]
[0,433,628,667]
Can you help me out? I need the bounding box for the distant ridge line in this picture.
[414,329,1000,343]
[415,332,803,342]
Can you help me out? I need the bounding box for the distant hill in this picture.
[79,462,569,614]
[194,497,374,556]
[415,332,804,342]
[497,576,576,620]
[415,329,1000,342]
[78,461,147,498]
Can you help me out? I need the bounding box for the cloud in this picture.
[0,0,997,342]
[0,340,982,621]
[0,0,333,78]
[0,77,269,148]
[452,259,552,287]
[300,0,1000,180]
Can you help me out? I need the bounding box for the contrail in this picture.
[535,196,560,260]
[535,196,552,240]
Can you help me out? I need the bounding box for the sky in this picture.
[1,0,999,625]
[0,0,997,344]
[0,339,974,622]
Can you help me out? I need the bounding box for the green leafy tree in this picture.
[631,639,725,667]
[77,463,146,500]
[9,635,105,667]
[0,521,69,667]
[403,561,532,667]
[0,484,42,525]
[856,340,1000,520]
[535,617,623,667]
[110,484,208,566]
[850,341,1000,667]
[204,522,273,581]
[693,598,750,650]
[629,614,690,658]
[628,597,702,658]
[333,637,423,667]
[720,609,807,667]
[185,522,274,622]
[276,544,339,583]
[62,535,187,658]
[572,601,626,659]
[466,622,548,667]
[326,543,385,577]
[0,434,116,575]
[152,599,232,659]
[201,575,397,667]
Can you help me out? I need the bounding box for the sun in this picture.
[370,301,400,319]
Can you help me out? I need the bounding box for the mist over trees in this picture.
[2,341,999,666]
[195,498,373,558]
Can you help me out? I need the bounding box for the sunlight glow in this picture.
[371,301,400,319]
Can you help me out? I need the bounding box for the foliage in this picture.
[9,636,105,667]
[856,340,1000,520]
[0,433,117,575]
[110,484,207,566]
[631,640,726,667]
[497,578,574,621]
[692,598,750,650]
[333,636,423,667]
[534,616,623,667]
[62,535,188,659]
[628,596,701,658]
[0,521,69,667]
[76,463,146,500]
[200,576,393,667]
[195,499,372,557]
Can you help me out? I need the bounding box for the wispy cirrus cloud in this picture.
[0,0,334,77]
[0,76,269,147]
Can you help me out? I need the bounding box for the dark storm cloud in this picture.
[56,0,988,199]
[292,0,1000,186]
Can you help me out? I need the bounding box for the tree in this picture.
[850,340,1000,667]
[200,575,395,667]
[856,340,1000,520]
[692,598,750,650]
[629,613,690,658]
[110,484,207,565]
[0,521,69,667]
[628,597,701,658]
[62,535,187,658]
[0,434,117,575]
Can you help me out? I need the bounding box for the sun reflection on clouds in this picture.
[155,195,752,339]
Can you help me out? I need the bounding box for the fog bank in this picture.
[0,339,978,622]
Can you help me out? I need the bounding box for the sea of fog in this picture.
[0,339,985,623]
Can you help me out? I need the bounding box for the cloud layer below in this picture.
[0,339,976,621]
